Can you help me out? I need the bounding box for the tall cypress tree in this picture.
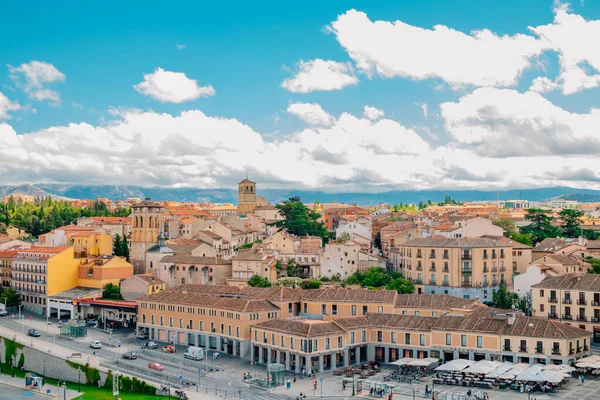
[113,234,122,256]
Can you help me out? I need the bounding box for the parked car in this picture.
[142,341,158,349]
[138,331,149,339]
[86,319,98,327]
[27,329,41,337]
[90,340,102,349]
[0,309,8,317]
[148,361,164,371]
[162,345,176,353]
[122,351,138,360]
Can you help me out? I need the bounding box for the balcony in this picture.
[593,302,600,307]
[429,280,437,285]
[563,298,572,304]
[577,347,582,353]
[443,268,449,273]
[491,267,498,272]
[536,347,544,354]
[548,297,558,303]
[569,349,575,355]
[547,312,558,319]
[461,254,472,260]
[562,314,573,320]
[462,268,472,275]
[416,279,423,284]
[416,266,423,271]
[503,346,511,351]
[519,346,527,353]
[578,299,587,305]
[500,280,506,285]
[461,282,472,287]
[584,346,589,352]
[443,254,449,260]
[442,282,450,287]
[577,315,587,321]
[483,254,488,259]
[552,348,561,355]
[416,254,422,259]
[429,267,436,272]
[499,267,506,272]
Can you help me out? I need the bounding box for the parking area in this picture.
[0,382,55,399]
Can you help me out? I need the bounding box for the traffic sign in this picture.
[320,377,324,383]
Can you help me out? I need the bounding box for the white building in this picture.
[437,217,503,239]
[320,241,361,279]
[514,265,555,298]
[335,216,372,242]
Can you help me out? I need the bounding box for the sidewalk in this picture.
[0,373,83,399]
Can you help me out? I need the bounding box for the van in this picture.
[184,346,204,361]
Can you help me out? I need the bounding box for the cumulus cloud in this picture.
[287,102,335,126]
[7,61,65,105]
[529,76,560,93]
[134,68,215,103]
[440,87,600,157]
[329,10,546,88]
[176,44,187,50]
[415,103,429,117]
[363,105,384,120]
[0,92,21,119]
[531,5,600,94]
[281,59,358,93]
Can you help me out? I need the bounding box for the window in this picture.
[281,336,285,347]
[350,332,355,344]
[169,317,173,327]
[461,335,467,347]
[351,305,357,316]
[377,331,382,342]
[405,333,411,344]
[254,331,258,341]
[540,304,545,312]
[288,303,293,313]
[325,338,330,350]
[363,305,368,315]
[332,304,338,315]
[291,338,295,349]
[338,336,342,348]
[391,332,397,344]
[415,311,421,316]
[540,289,544,297]
[362,331,367,342]
[303,303,307,313]
[446,334,451,345]
[378,306,383,313]
[477,336,482,348]
[321,304,327,315]
[237,327,240,338]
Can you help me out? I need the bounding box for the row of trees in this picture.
[0,196,130,237]
[493,208,599,246]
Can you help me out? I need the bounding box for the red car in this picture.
[162,345,176,353]
[148,362,164,371]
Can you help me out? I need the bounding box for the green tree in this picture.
[386,277,415,294]
[491,284,517,309]
[361,267,391,287]
[120,237,130,262]
[559,208,585,238]
[286,258,299,277]
[336,232,351,243]
[102,283,122,300]
[344,271,363,285]
[583,229,600,240]
[373,232,381,251]
[270,197,328,242]
[520,208,559,244]
[586,257,600,274]
[113,234,123,256]
[0,287,21,307]
[247,275,272,288]
[299,280,322,289]
[493,218,518,237]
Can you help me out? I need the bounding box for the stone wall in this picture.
[0,335,108,386]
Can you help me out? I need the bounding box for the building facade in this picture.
[130,199,165,274]
[237,178,257,215]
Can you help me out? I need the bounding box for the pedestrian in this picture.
[293,375,296,383]
[467,387,472,398]
[582,374,585,385]
[425,384,429,396]
[578,375,582,386]
[342,381,346,390]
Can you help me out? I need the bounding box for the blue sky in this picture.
[1,1,600,191]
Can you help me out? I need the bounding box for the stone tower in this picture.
[237,178,257,215]
[130,198,165,274]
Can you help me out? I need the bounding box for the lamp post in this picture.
[11,355,15,377]
[77,367,81,392]
[19,305,24,333]
[351,367,355,396]
[43,360,46,381]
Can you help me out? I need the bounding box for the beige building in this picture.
[320,241,362,279]
[156,255,232,288]
[121,274,166,300]
[397,237,513,300]
[532,274,600,342]
[237,178,257,215]
[229,248,278,286]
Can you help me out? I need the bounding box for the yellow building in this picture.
[69,232,113,258]
[77,255,134,289]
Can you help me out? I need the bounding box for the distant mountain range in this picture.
[2,184,600,205]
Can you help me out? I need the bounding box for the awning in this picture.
[463,361,503,375]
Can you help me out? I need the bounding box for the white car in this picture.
[90,340,102,349]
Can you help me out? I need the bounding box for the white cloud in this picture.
[363,105,384,120]
[0,92,21,119]
[176,44,187,50]
[134,68,215,103]
[415,103,429,117]
[440,87,600,157]
[7,61,65,105]
[287,102,335,126]
[529,76,560,93]
[329,10,546,88]
[281,59,358,93]
[531,6,600,94]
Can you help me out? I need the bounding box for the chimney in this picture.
[506,312,516,326]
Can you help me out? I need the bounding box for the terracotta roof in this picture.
[70,232,96,237]
[197,231,222,240]
[365,313,438,331]
[252,319,346,337]
[394,294,481,310]
[532,238,581,253]
[134,274,165,285]
[0,250,18,258]
[403,237,511,248]
[531,254,580,266]
[159,255,232,265]
[56,225,96,231]
[587,240,600,250]
[532,274,600,291]
[480,235,532,249]
[299,288,397,304]
[234,249,265,261]
[166,245,197,255]
[180,218,196,224]
[19,246,71,255]
[168,238,200,246]
[172,284,301,301]
[139,290,278,312]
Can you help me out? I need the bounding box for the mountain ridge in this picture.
[1,184,600,205]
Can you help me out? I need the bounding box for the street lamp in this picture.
[43,360,46,381]
[77,367,81,392]
[19,305,23,333]
[351,367,355,396]
[11,354,15,377]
